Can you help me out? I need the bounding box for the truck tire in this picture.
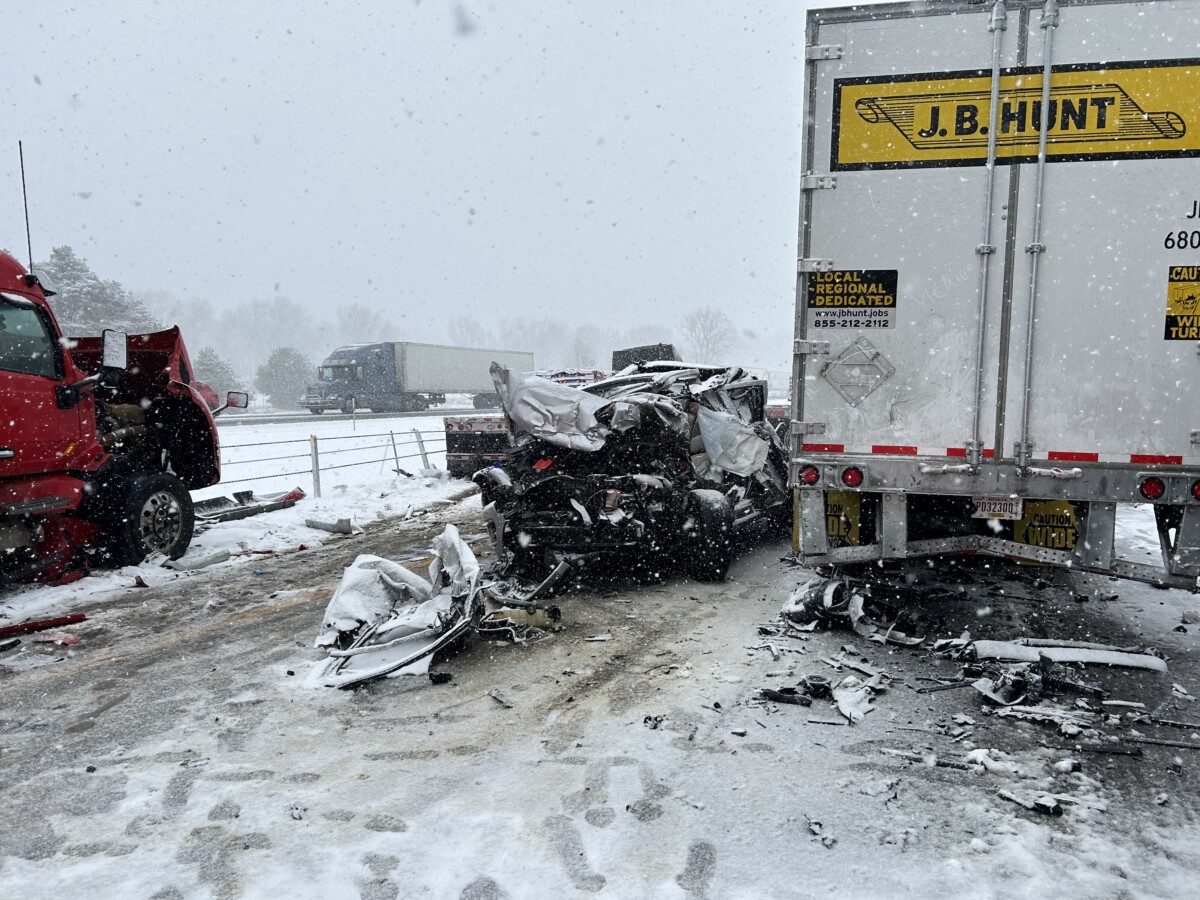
[108,473,195,565]
[681,489,734,582]
[308,408,325,415]
[341,397,356,414]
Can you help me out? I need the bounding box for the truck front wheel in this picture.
[109,473,195,565]
[308,407,325,415]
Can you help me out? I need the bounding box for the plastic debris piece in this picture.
[488,689,514,708]
[971,639,1167,672]
[305,518,362,535]
[0,613,87,638]
[31,632,79,646]
[760,687,812,707]
[584,633,613,642]
[998,789,1063,816]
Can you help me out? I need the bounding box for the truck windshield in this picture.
[319,365,361,381]
[0,296,60,379]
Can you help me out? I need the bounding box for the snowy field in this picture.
[0,413,467,627]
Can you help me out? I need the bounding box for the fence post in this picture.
[412,427,429,469]
[390,431,405,475]
[351,397,356,432]
[309,434,322,498]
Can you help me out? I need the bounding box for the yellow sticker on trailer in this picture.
[1166,266,1200,340]
[832,59,1200,170]
[826,490,861,548]
[1014,500,1078,552]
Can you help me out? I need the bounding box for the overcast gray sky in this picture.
[5,1,847,370]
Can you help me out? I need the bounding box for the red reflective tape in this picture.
[871,445,918,455]
[1047,451,1099,462]
[1130,454,1183,465]
[946,447,995,458]
[801,443,844,453]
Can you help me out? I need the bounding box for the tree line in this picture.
[32,246,740,409]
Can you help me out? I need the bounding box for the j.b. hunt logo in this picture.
[832,60,1200,170]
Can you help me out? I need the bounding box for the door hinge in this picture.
[793,421,827,436]
[800,174,838,191]
[794,340,830,356]
[798,258,835,274]
[805,44,844,61]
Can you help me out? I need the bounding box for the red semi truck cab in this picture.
[0,250,238,583]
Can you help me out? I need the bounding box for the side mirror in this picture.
[213,391,250,416]
[101,329,128,371]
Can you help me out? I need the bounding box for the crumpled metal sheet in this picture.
[491,363,610,451]
[695,406,768,476]
[313,524,482,688]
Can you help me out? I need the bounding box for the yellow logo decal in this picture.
[833,60,1200,170]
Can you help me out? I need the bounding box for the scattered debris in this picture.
[730,728,748,737]
[31,632,80,646]
[832,673,887,724]
[1124,736,1200,752]
[195,487,304,523]
[783,579,924,646]
[304,518,362,536]
[0,637,19,652]
[163,548,231,571]
[805,816,836,848]
[881,749,973,771]
[644,714,665,729]
[584,634,613,642]
[998,789,1063,816]
[759,687,811,706]
[971,639,1167,673]
[488,689,514,709]
[0,613,87,639]
[429,672,453,685]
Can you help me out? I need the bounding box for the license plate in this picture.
[971,496,1023,520]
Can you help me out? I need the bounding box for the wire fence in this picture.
[216,427,449,498]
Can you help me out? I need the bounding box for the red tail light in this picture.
[1139,477,1166,500]
[799,465,821,486]
[841,467,864,488]
[1192,480,1200,501]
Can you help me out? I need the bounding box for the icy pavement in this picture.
[2,522,1199,899]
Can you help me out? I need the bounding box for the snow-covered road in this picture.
[2,492,1199,899]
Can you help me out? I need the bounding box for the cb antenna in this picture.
[19,140,34,271]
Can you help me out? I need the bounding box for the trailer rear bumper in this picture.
[794,482,1200,592]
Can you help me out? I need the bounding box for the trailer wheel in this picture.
[681,489,734,582]
[308,408,325,415]
[109,473,195,565]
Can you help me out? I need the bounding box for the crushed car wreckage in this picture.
[474,361,791,581]
[312,525,568,689]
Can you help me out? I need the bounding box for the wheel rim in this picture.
[138,490,183,553]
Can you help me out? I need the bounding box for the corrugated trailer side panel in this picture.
[394,343,534,393]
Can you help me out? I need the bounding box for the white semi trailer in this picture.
[790,0,1199,590]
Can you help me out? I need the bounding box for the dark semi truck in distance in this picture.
[303,342,535,414]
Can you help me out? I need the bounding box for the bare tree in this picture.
[681,306,737,363]
[334,303,392,346]
[447,314,493,348]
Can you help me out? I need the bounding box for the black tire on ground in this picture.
[307,408,325,415]
[107,473,195,565]
[341,397,356,414]
[681,489,734,582]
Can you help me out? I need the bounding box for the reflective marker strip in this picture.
[871,445,918,455]
[946,447,995,459]
[801,443,845,453]
[1048,451,1100,462]
[1130,454,1183,465]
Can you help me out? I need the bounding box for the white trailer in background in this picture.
[790,0,1200,590]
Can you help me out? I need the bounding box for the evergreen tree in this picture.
[254,347,314,410]
[37,246,159,336]
[193,346,243,397]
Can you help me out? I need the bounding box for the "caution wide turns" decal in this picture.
[832,59,1200,170]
